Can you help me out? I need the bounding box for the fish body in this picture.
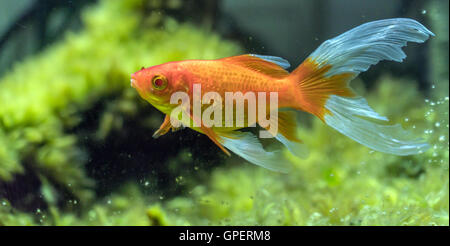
[131,18,434,172]
[133,57,293,131]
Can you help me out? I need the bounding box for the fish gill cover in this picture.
[0,0,448,225]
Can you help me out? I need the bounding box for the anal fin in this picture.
[261,111,309,158]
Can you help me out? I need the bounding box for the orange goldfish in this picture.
[131,18,433,172]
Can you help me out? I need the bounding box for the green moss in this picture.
[49,184,157,226]
[0,199,37,226]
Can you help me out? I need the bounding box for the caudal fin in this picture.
[290,18,433,155]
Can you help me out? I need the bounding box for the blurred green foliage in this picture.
[0,0,448,226]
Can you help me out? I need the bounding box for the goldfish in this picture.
[131,18,433,172]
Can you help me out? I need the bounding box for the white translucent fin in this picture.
[308,18,434,77]
[303,18,433,155]
[275,134,309,158]
[220,131,292,173]
[324,95,430,155]
[250,54,291,69]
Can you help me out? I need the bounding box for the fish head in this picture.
[131,62,187,112]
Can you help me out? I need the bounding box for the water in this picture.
[0,0,448,226]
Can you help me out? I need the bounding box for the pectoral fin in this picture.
[153,115,172,139]
[153,114,185,138]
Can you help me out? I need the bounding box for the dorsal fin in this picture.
[221,54,290,78]
[250,54,291,69]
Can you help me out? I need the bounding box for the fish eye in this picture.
[152,75,167,90]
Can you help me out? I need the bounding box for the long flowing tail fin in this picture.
[290,18,433,155]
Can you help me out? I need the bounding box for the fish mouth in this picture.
[130,78,137,88]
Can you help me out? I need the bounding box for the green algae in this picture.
[0,0,448,226]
